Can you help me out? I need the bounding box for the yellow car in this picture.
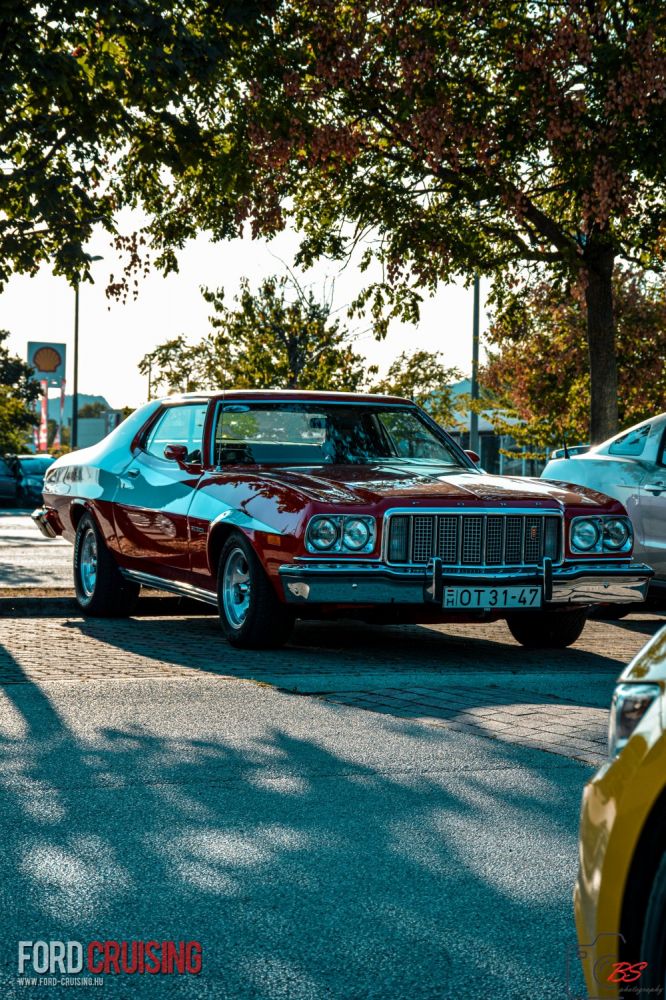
[575,624,666,998]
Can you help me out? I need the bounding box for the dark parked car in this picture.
[0,454,55,507]
[15,454,55,504]
[0,455,19,505]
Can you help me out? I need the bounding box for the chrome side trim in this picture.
[119,568,218,607]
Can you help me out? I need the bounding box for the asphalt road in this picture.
[0,510,71,588]
[2,672,591,1000]
[2,513,663,999]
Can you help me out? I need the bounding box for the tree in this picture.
[78,402,106,418]
[0,331,39,453]
[0,2,270,288]
[371,351,462,429]
[132,1,666,444]
[139,275,374,393]
[480,268,666,452]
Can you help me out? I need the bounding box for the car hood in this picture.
[258,464,618,508]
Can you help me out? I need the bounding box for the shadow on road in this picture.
[0,642,587,999]
[61,607,657,679]
[1,594,662,689]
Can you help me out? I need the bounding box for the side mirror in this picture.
[465,449,481,465]
[164,444,188,464]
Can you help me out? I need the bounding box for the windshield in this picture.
[213,403,467,467]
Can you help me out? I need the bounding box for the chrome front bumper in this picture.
[279,560,653,607]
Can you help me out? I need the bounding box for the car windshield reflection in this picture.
[214,403,468,468]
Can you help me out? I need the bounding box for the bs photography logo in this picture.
[17,939,203,987]
[566,933,663,1000]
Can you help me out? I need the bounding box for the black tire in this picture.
[73,512,140,616]
[217,532,294,649]
[505,607,588,649]
[635,853,666,999]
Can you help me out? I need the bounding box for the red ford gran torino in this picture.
[32,390,652,649]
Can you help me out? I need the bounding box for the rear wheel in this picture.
[218,532,294,649]
[506,607,588,649]
[73,512,139,616]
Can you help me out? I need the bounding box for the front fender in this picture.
[205,513,302,602]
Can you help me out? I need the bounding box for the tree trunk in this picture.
[584,249,619,444]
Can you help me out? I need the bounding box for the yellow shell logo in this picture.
[33,346,62,372]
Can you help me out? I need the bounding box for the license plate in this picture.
[442,586,542,610]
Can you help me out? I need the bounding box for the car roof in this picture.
[165,389,415,407]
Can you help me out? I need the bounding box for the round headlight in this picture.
[603,518,631,550]
[342,518,370,550]
[571,519,600,551]
[308,518,338,550]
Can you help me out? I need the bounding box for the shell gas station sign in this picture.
[27,342,67,452]
[27,342,66,386]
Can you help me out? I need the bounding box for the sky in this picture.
[1,215,488,410]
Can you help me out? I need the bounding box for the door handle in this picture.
[644,482,665,493]
[119,468,140,489]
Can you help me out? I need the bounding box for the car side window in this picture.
[377,411,457,462]
[0,458,12,476]
[657,427,666,467]
[144,404,208,463]
[608,424,650,458]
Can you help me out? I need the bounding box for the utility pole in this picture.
[72,282,80,450]
[470,274,480,454]
[71,254,103,449]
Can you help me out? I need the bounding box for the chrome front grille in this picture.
[386,511,561,567]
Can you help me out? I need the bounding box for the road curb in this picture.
[0,589,216,618]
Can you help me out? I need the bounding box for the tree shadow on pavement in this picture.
[0,649,588,999]
[56,609,652,682]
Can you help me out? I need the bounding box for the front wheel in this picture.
[73,512,140,616]
[506,607,588,649]
[217,533,294,649]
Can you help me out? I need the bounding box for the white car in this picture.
[542,414,666,589]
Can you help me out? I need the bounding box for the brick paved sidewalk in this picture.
[322,685,608,765]
[1,593,663,767]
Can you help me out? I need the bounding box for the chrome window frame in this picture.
[141,401,209,462]
[207,398,475,471]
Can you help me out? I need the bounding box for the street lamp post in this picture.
[470,274,480,455]
[71,254,103,449]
